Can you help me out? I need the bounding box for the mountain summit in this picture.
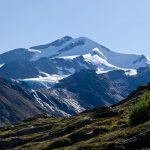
[29,36,149,70]
[0,36,149,83]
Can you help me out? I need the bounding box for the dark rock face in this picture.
[55,68,150,108]
[124,129,150,149]
[0,48,34,63]
[0,60,39,79]
[0,78,44,125]
[91,107,119,118]
[137,66,150,85]
[55,70,125,107]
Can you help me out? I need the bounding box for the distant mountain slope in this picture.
[0,83,150,150]
[0,66,148,126]
[0,66,150,126]
[0,78,85,126]
[0,78,45,126]
[55,66,150,107]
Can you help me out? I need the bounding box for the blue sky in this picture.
[0,0,150,57]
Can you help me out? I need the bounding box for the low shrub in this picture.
[128,92,150,126]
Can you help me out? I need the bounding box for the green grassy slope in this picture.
[0,83,150,150]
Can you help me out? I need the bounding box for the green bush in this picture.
[128,93,150,126]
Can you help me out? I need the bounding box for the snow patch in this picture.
[0,63,5,68]
[124,69,137,76]
[65,68,75,74]
[23,74,67,83]
[59,55,79,60]
[83,53,118,70]
[96,68,111,74]
[28,48,41,53]
[21,74,68,89]
[92,48,107,60]
[31,90,44,107]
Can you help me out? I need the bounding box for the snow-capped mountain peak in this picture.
[0,36,149,87]
[30,36,73,50]
[29,36,149,70]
